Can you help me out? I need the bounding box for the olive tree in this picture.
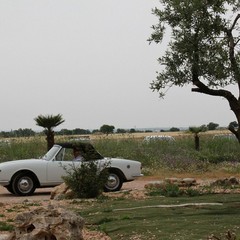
[149,0,240,141]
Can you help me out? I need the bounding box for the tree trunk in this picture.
[194,134,200,151]
[46,131,55,151]
[227,98,240,143]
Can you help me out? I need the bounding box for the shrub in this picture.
[147,183,183,197]
[63,161,109,198]
[147,183,202,197]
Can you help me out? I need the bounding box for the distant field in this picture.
[77,129,231,141]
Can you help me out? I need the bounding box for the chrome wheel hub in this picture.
[18,177,33,193]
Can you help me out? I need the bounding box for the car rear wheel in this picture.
[104,172,123,192]
[12,172,36,196]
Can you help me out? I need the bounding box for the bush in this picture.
[63,161,109,198]
[147,183,183,197]
[147,183,202,197]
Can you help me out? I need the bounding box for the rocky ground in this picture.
[0,178,150,240]
[0,176,240,240]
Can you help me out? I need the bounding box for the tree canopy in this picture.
[34,114,65,150]
[100,124,115,135]
[149,0,240,141]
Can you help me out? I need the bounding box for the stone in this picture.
[144,178,197,189]
[211,177,239,186]
[12,205,84,240]
[165,177,180,184]
[181,178,197,187]
[0,233,14,240]
[50,183,74,200]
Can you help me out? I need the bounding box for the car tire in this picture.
[104,172,123,192]
[12,172,36,196]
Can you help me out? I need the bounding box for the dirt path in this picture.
[0,178,151,203]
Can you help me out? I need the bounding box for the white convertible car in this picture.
[0,142,143,196]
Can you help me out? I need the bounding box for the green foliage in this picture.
[77,193,240,240]
[149,0,240,140]
[147,183,183,197]
[149,0,240,92]
[34,113,65,150]
[0,138,46,162]
[0,221,14,231]
[0,128,35,138]
[146,183,202,197]
[63,161,109,198]
[100,124,115,134]
[0,136,240,174]
[169,127,180,132]
[34,114,65,131]
[207,122,219,131]
[94,136,240,173]
[189,125,208,134]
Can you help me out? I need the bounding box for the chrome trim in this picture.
[0,181,10,186]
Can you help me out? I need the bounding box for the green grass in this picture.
[73,194,240,240]
[93,137,240,174]
[0,221,14,231]
[0,135,240,175]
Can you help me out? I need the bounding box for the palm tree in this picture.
[189,125,207,151]
[34,114,65,150]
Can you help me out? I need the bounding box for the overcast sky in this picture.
[0,0,237,131]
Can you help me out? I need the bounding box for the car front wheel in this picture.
[12,173,36,196]
[104,172,123,192]
[5,185,14,194]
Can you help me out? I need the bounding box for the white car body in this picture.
[144,135,175,142]
[0,143,143,196]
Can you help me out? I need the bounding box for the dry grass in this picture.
[72,129,231,141]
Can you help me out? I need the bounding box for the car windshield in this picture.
[42,145,61,161]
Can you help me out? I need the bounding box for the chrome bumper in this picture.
[0,180,10,186]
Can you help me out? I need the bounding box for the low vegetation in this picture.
[0,132,240,239]
[0,132,240,177]
[63,161,109,198]
[93,134,240,176]
[71,193,240,240]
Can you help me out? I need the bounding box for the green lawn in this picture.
[72,194,240,240]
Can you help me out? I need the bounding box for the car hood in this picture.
[0,159,44,167]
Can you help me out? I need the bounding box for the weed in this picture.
[147,183,184,197]
[0,221,14,231]
[185,188,201,197]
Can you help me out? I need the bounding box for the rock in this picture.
[50,183,74,200]
[144,180,165,189]
[181,178,197,187]
[0,233,14,240]
[144,178,197,189]
[12,205,84,240]
[165,178,180,184]
[211,177,239,186]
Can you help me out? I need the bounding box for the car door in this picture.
[46,147,82,184]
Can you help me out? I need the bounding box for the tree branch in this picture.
[192,80,233,98]
[230,13,240,31]
[225,14,240,99]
